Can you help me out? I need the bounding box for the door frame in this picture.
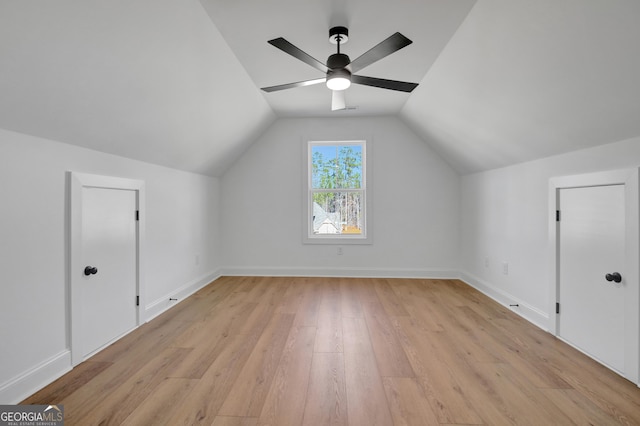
[69,172,146,366]
[549,168,639,384]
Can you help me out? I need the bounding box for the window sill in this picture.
[303,235,373,245]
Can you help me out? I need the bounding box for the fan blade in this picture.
[349,33,413,73]
[352,75,418,92]
[268,37,329,73]
[331,90,346,111]
[261,78,326,92]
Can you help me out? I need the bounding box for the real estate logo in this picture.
[0,405,63,426]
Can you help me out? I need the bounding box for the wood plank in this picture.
[314,279,343,353]
[457,304,571,389]
[540,388,624,425]
[544,351,640,424]
[392,315,482,424]
[291,278,322,327]
[424,324,574,425]
[340,278,363,318]
[218,313,295,417]
[212,417,258,426]
[88,310,192,364]
[231,276,266,293]
[257,326,316,426]
[492,309,640,424]
[363,306,415,377]
[463,362,575,425]
[353,278,415,377]
[235,280,290,337]
[147,276,234,324]
[383,377,439,426]
[243,276,289,304]
[342,317,393,426]
[169,331,236,380]
[52,344,190,423]
[374,278,409,316]
[276,277,308,314]
[302,352,347,426]
[164,331,262,425]
[425,325,532,425]
[69,346,192,425]
[389,279,444,332]
[172,289,254,348]
[169,303,260,380]
[120,378,198,426]
[20,360,112,404]
[429,290,505,364]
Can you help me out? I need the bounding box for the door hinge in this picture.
[136,295,140,306]
[556,302,560,314]
[136,210,139,221]
[556,210,560,222]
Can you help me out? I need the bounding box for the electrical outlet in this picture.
[337,247,343,255]
[502,262,509,275]
[195,254,200,265]
[484,257,489,268]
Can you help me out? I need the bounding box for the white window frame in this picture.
[303,139,372,245]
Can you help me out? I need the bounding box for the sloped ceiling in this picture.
[401,0,640,174]
[0,0,275,176]
[1,0,639,176]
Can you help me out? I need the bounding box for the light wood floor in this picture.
[23,276,640,425]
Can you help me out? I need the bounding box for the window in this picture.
[304,140,371,244]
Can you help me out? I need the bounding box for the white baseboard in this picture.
[0,350,71,404]
[144,269,222,322]
[220,266,459,279]
[458,271,550,331]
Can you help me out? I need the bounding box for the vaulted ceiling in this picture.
[1,0,639,176]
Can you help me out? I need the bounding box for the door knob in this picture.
[84,266,98,276]
[605,272,622,283]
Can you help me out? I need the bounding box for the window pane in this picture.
[312,191,363,235]
[311,145,362,189]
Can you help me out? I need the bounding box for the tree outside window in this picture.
[309,141,365,237]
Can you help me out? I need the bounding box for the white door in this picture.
[80,186,138,359]
[558,184,626,373]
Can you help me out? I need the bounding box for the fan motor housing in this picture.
[327,53,351,71]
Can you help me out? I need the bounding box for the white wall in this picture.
[0,128,222,403]
[221,116,460,277]
[460,136,640,328]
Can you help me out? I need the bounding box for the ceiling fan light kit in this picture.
[262,26,419,110]
[326,69,351,91]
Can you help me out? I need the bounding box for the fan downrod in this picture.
[327,26,351,70]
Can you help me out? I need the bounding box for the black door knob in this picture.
[84,266,98,276]
[605,272,622,283]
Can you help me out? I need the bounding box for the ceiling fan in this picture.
[261,26,419,111]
